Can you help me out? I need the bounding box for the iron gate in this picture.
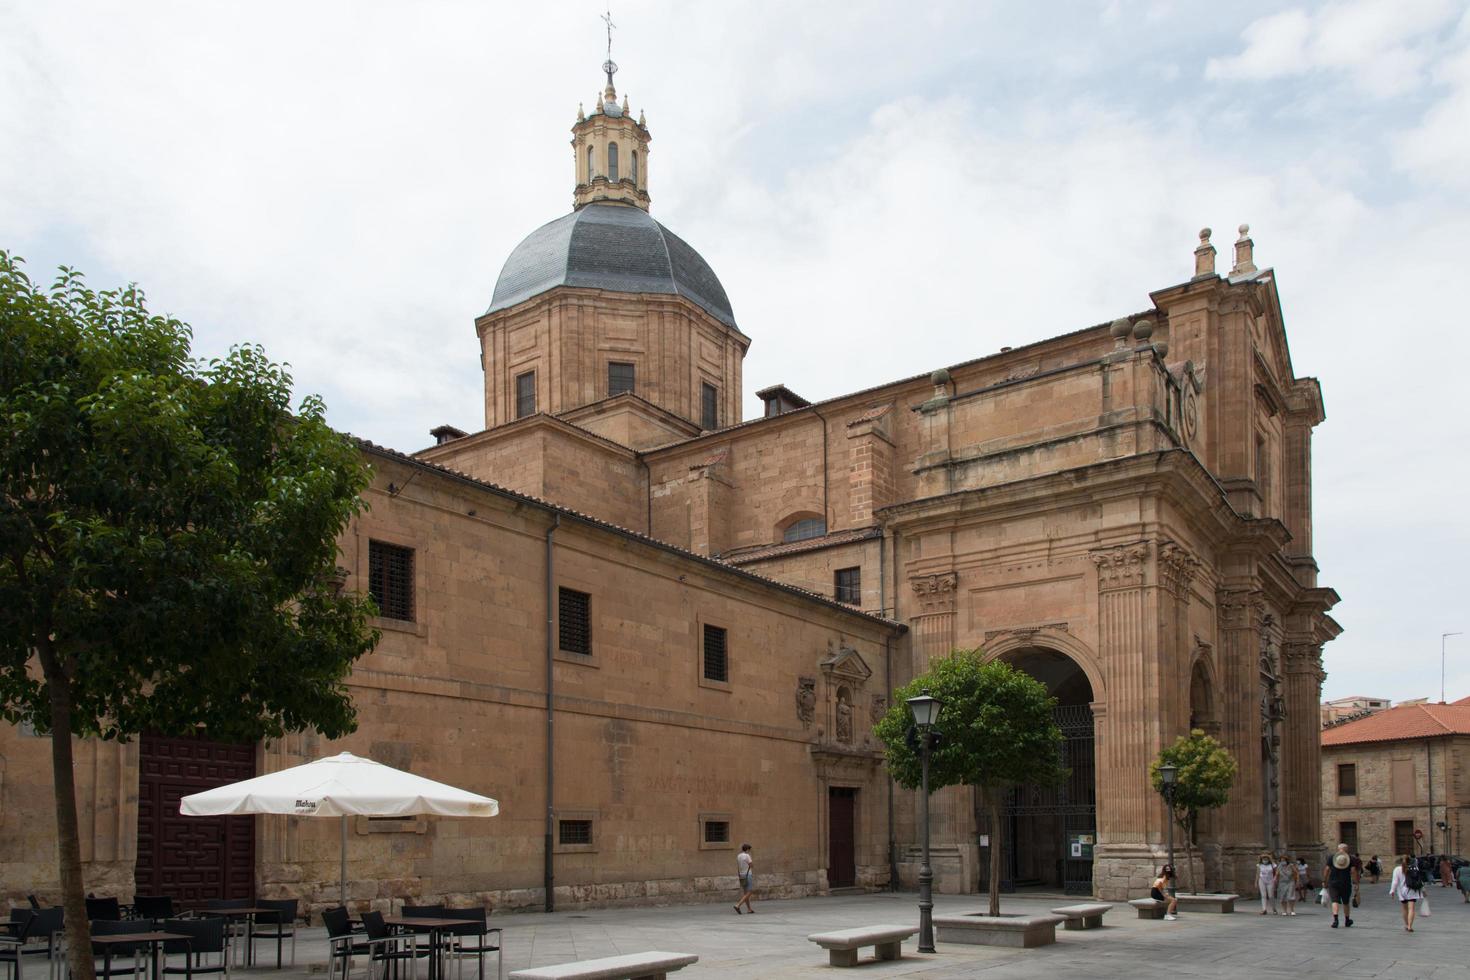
[990,704,1096,895]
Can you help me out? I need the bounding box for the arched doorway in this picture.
[990,648,1097,894]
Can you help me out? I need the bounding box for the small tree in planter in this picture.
[1149,729,1238,893]
[875,651,1065,916]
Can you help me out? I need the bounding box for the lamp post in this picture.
[1159,763,1178,898]
[1443,632,1463,704]
[907,689,944,954]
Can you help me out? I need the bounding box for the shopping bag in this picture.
[1420,892,1432,917]
[1317,888,1327,906]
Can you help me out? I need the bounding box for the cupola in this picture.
[571,59,651,211]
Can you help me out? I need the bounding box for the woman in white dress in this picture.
[1389,854,1424,932]
[1256,853,1277,914]
[1276,855,1299,914]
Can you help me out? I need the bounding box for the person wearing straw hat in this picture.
[1322,843,1357,927]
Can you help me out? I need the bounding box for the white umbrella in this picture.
[180,751,499,906]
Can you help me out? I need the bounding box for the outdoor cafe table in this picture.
[90,930,189,980]
[382,917,480,980]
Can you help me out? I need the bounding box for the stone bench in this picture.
[933,912,1065,948]
[1128,898,1166,919]
[1049,903,1114,930]
[806,925,918,967]
[507,951,698,980]
[1175,893,1238,913]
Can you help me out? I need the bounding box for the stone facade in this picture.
[1,72,1341,912]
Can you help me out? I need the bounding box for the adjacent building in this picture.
[1321,698,1470,861]
[0,58,1341,911]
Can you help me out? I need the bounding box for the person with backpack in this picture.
[1322,844,1356,927]
[1389,854,1425,932]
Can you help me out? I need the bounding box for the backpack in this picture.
[1405,865,1425,891]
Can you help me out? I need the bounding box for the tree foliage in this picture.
[1149,729,1238,892]
[0,253,380,980]
[875,651,1065,914]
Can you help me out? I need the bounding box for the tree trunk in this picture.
[1181,814,1197,894]
[38,641,96,980]
[988,795,1002,917]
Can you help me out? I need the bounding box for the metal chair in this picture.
[199,901,250,967]
[322,908,372,980]
[360,912,421,980]
[247,900,298,969]
[160,918,229,980]
[436,909,502,980]
[84,899,122,923]
[15,909,62,980]
[87,920,153,980]
[132,898,175,927]
[0,910,34,980]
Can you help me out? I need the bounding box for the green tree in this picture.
[875,651,1065,916]
[0,254,379,980]
[1149,729,1238,893]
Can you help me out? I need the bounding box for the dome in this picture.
[487,202,737,328]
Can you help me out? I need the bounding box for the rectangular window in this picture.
[1394,820,1416,856]
[368,540,414,622]
[1339,821,1358,853]
[558,819,592,846]
[558,587,591,656]
[1391,759,1415,803]
[515,371,536,419]
[834,567,861,605]
[701,382,719,430]
[703,820,730,845]
[703,624,728,683]
[1337,763,1357,797]
[608,362,635,396]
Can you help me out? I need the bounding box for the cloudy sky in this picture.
[3,1,1467,704]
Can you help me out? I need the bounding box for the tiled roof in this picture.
[1321,703,1470,746]
[1455,695,1470,707]
[719,526,882,565]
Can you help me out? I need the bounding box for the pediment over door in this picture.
[820,644,872,687]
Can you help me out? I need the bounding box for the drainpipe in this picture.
[544,513,560,913]
[639,456,652,535]
[1426,739,1434,856]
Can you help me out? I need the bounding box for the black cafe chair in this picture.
[160,918,229,980]
[248,899,299,968]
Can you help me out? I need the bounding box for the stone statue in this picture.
[869,694,888,728]
[795,677,816,729]
[836,697,853,744]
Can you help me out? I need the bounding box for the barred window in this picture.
[608,362,635,396]
[1339,821,1358,853]
[834,567,861,605]
[704,820,730,844]
[368,540,414,622]
[701,382,719,430]
[1337,763,1356,797]
[559,588,591,656]
[558,819,592,846]
[703,624,728,682]
[783,517,826,543]
[515,371,536,419]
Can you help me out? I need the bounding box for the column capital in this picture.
[910,571,958,614]
[1216,588,1266,630]
[1090,541,1150,591]
[1158,539,1202,599]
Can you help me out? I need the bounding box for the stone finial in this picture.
[638,109,646,127]
[1194,227,1216,278]
[576,103,586,122]
[1109,317,1132,347]
[591,95,602,115]
[930,367,951,387]
[1133,318,1155,341]
[622,93,630,113]
[1231,222,1257,276]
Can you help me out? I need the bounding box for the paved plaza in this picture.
[258,881,1470,979]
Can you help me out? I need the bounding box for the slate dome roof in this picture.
[487,203,737,328]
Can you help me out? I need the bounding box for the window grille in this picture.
[1339,821,1358,853]
[368,540,414,622]
[559,819,593,846]
[1337,763,1356,797]
[783,517,826,543]
[608,142,619,182]
[1393,820,1415,855]
[608,362,635,396]
[834,567,861,605]
[701,382,719,430]
[704,820,730,844]
[559,588,591,656]
[515,371,536,419]
[703,624,728,682]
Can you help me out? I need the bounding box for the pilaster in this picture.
[1215,588,1267,892]
[1281,641,1325,857]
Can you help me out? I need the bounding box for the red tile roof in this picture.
[1455,695,1470,707]
[1322,703,1470,746]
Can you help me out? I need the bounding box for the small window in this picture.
[834,567,861,605]
[1339,821,1358,853]
[701,382,719,430]
[703,624,728,683]
[515,371,536,419]
[1337,763,1357,797]
[586,145,594,181]
[704,820,730,844]
[783,517,827,543]
[558,819,592,846]
[631,150,639,183]
[607,142,619,182]
[558,588,591,656]
[368,540,414,622]
[608,362,635,396]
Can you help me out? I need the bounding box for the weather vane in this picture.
[601,4,618,88]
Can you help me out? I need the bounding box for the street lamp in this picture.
[1159,763,1178,898]
[907,689,944,954]
[1443,632,1463,704]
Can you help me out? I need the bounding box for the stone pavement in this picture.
[256,882,1470,979]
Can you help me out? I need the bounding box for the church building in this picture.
[0,60,1340,912]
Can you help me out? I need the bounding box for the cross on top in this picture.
[601,5,618,87]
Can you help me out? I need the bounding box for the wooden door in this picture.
[828,787,857,888]
[136,734,256,906]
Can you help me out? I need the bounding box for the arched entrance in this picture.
[991,648,1097,894]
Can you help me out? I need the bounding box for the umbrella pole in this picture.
[341,815,348,909]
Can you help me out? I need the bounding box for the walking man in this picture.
[734,843,755,914]
[1323,843,1356,928]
